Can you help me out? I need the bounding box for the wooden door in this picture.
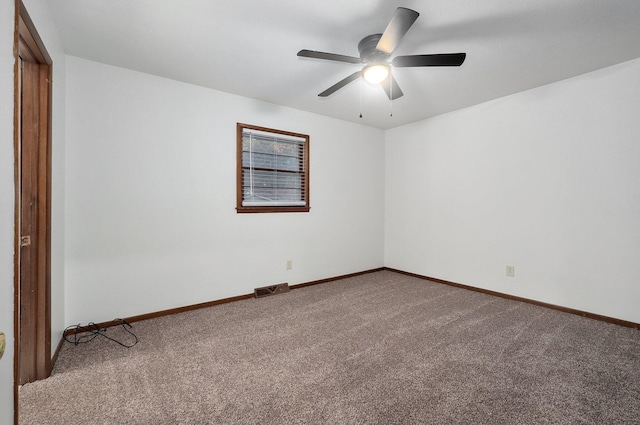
[16,1,52,386]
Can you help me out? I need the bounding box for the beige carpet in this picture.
[19,270,640,424]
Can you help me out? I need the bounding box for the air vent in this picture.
[254,283,290,298]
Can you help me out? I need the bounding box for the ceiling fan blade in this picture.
[381,74,404,100]
[318,71,361,97]
[376,7,420,54]
[297,49,362,64]
[392,53,467,67]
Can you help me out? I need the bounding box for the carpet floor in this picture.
[19,270,640,424]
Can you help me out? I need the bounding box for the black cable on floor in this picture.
[63,318,138,348]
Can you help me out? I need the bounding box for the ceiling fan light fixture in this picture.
[362,63,390,84]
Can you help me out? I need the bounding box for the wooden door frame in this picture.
[13,0,52,421]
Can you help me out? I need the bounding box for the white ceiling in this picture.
[47,0,640,130]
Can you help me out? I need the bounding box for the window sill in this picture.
[236,206,310,214]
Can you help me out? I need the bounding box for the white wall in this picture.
[0,0,15,418]
[64,56,385,325]
[385,58,640,323]
[22,0,67,358]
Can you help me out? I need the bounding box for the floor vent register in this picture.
[254,283,290,298]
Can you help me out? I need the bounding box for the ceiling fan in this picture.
[297,7,466,100]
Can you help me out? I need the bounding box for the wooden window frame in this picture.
[236,123,310,214]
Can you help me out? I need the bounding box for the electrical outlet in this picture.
[286,260,293,270]
[506,265,515,277]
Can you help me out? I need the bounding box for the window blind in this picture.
[241,128,307,207]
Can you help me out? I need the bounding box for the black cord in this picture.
[64,318,138,348]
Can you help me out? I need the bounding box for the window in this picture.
[236,123,310,213]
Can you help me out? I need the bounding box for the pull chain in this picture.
[389,76,393,117]
[359,76,364,118]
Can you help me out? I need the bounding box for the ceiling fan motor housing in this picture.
[358,34,390,62]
